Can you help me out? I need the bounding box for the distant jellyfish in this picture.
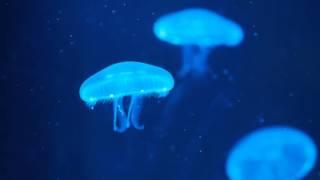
[226,126,318,180]
[79,61,175,133]
[153,8,244,77]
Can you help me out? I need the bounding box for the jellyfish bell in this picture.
[226,126,318,180]
[153,8,244,77]
[154,8,243,47]
[79,61,175,133]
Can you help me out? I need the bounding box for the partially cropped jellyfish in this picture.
[153,8,244,77]
[79,61,175,133]
[226,126,318,180]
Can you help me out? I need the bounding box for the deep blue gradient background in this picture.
[1,0,320,179]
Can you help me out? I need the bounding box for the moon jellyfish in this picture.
[153,8,244,77]
[79,61,175,133]
[226,126,318,180]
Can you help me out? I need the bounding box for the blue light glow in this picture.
[80,61,175,133]
[226,126,318,180]
[153,8,244,77]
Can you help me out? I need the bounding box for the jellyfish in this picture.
[79,61,175,133]
[153,8,244,77]
[226,126,318,180]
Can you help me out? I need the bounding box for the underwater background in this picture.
[1,0,320,179]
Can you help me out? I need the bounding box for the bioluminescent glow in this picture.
[79,61,175,133]
[153,8,244,77]
[226,126,318,180]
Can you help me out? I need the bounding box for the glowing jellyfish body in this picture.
[79,61,174,133]
[226,126,318,180]
[153,8,244,77]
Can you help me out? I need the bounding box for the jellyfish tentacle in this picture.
[178,45,194,77]
[113,99,117,131]
[127,96,144,130]
[192,46,210,76]
[113,98,129,133]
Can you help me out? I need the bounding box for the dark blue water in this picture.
[1,0,320,179]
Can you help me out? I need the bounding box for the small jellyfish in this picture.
[226,126,318,180]
[79,61,175,133]
[153,8,244,77]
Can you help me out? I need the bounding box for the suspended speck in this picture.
[111,10,117,14]
[1,74,8,80]
[32,131,38,137]
[258,116,265,124]
[54,121,60,127]
[183,156,190,162]
[169,145,176,152]
[253,32,259,37]
[120,28,127,33]
[223,68,230,75]
[211,73,218,80]
[148,153,155,160]
[98,21,104,27]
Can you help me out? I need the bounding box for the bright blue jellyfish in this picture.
[79,61,175,133]
[226,126,318,180]
[153,8,244,77]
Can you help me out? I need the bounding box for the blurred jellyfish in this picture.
[153,8,244,77]
[79,61,175,133]
[226,126,318,180]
